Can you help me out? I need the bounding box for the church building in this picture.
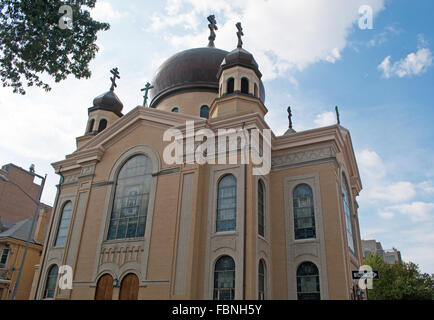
[33,17,364,300]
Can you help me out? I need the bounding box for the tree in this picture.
[0,0,109,94]
[364,253,434,300]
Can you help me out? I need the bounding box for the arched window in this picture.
[241,77,249,94]
[254,83,258,98]
[216,175,237,232]
[342,174,356,253]
[87,119,95,134]
[43,265,59,299]
[297,262,320,300]
[107,155,153,240]
[119,273,139,300]
[95,274,113,300]
[55,202,73,247]
[293,184,316,240]
[258,260,266,300]
[227,78,235,94]
[200,105,210,119]
[258,180,265,237]
[171,107,179,113]
[213,256,235,300]
[98,119,108,132]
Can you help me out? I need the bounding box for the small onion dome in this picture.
[89,90,124,117]
[217,47,265,103]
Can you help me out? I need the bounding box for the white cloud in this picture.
[314,112,336,127]
[90,1,128,22]
[418,181,434,194]
[357,149,386,179]
[378,211,395,220]
[150,0,385,80]
[357,150,416,204]
[371,181,416,203]
[378,48,433,79]
[388,202,434,223]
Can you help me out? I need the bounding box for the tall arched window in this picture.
[171,107,179,113]
[55,201,73,247]
[98,119,108,132]
[200,105,210,119]
[258,180,265,237]
[43,265,59,299]
[241,77,249,94]
[95,274,113,300]
[87,119,95,134]
[297,262,320,300]
[293,184,316,240]
[119,273,139,300]
[216,175,237,232]
[258,260,266,300]
[342,174,356,253]
[214,256,235,300]
[254,83,258,98]
[107,155,153,241]
[227,78,234,94]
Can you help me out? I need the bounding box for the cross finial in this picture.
[287,106,293,129]
[141,82,154,107]
[335,106,341,125]
[207,15,218,47]
[110,67,120,91]
[236,22,244,48]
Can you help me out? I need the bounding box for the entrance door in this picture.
[95,274,113,300]
[119,273,139,300]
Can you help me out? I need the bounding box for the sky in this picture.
[0,0,433,274]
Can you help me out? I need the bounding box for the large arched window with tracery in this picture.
[342,174,356,253]
[107,155,153,240]
[293,184,316,240]
[297,262,320,300]
[213,256,235,300]
[55,201,73,247]
[216,175,237,232]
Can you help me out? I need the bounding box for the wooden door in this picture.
[119,274,139,300]
[95,274,113,300]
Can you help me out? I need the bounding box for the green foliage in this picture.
[0,0,109,94]
[364,253,434,300]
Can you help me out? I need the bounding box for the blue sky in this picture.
[0,0,433,274]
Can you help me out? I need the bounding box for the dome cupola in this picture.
[90,90,124,117]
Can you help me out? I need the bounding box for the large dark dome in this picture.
[149,47,265,107]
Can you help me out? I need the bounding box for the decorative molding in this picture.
[152,167,180,177]
[272,147,336,171]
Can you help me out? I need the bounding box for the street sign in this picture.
[352,270,379,280]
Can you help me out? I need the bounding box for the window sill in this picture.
[103,238,145,245]
[292,238,319,245]
[212,231,238,238]
[257,235,269,244]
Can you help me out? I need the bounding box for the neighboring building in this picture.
[0,164,42,223]
[0,207,51,300]
[34,21,365,300]
[362,239,402,263]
